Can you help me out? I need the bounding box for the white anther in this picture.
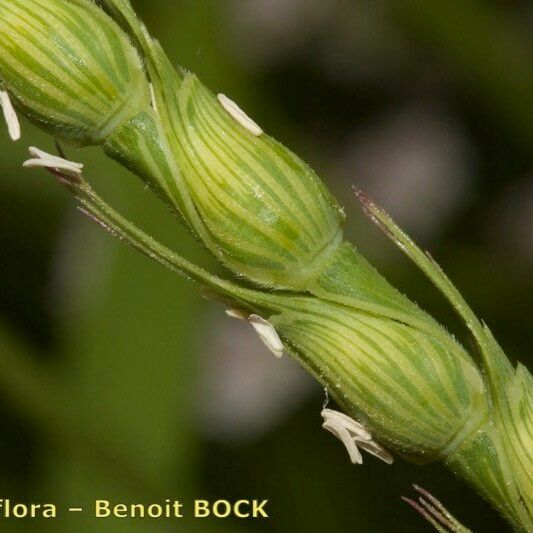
[23,146,83,174]
[0,90,21,141]
[321,408,394,465]
[248,314,283,358]
[149,83,158,113]
[217,93,263,136]
[225,308,247,320]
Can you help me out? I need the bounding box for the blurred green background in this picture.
[0,0,532,531]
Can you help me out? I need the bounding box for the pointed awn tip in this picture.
[403,484,471,533]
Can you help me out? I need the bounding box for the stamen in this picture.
[217,93,263,136]
[0,90,21,141]
[321,408,393,465]
[23,146,84,174]
[225,308,247,319]
[324,409,373,440]
[323,418,363,464]
[248,314,283,358]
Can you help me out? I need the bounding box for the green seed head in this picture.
[0,1,345,289]
[168,74,345,289]
[0,0,150,146]
[271,297,489,461]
